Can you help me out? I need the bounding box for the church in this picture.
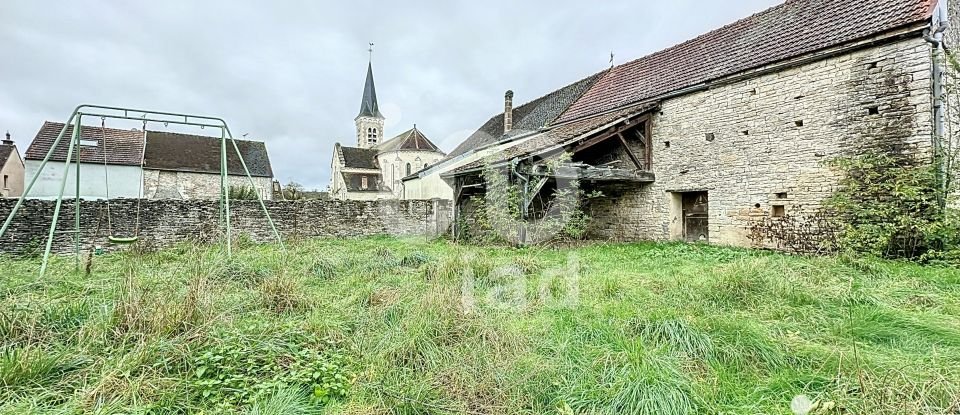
[328,52,446,201]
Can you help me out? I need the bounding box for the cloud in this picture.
[0,0,781,189]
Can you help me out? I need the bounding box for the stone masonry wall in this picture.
[587,38,935,246]
[0,198,452,254]
[143,170,274,201]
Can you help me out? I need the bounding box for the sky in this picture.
[0,0,781,190]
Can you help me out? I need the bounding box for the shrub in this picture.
[826,150,960,261]
[229,185,261,201]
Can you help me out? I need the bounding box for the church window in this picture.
[406,163,412,176]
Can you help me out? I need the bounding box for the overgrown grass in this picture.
[1,237,958,414]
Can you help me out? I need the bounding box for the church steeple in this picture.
[355,42,385,148]
[357,62,383,119]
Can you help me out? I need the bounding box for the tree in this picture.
[283,181,305,201]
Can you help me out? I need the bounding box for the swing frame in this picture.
[0,104,284,277]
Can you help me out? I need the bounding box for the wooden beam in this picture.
[524,177,550,211]
[572,133,614,154]
[644,118,653,169]
[616,132,644,170]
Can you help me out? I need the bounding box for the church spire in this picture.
[355,42,385,148]
[357,43,383,119]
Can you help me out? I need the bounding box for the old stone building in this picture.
[0,132,24,198]
[444,0,955,247]
[23,121,274,200]
[329,53,446,200]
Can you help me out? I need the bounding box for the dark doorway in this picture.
[682,192,709,242]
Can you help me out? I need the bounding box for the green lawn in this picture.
[1,237,959,414]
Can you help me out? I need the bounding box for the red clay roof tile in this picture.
[558,0,935,123]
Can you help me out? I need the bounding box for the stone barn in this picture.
[444,0,956,248]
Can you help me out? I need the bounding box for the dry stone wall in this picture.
[0,198,451,254]
[586,38,936,246]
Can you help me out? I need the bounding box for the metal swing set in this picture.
[0,104,283,277]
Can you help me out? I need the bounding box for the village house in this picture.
[439,0,956,247]
[0,132,25,198]
[328,56,445,201]
[23,122,274,200]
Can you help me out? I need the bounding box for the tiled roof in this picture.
[446,73,602,159]
[448,102,658,176]
[26,122,274,177]
[143,131,274,178]
[376,127,444,153]
[338,144,380,170]
[0,144,17,168]
[559,0,936,123]
[25,121,145,166]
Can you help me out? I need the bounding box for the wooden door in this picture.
[682,192,709,242]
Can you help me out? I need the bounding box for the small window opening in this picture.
[2,175,7,188]
[776,192,788,199]
[794,95,805,100]
[754,203,761,209]
[705,133,716,142]
[750,88,757,96]
[361,176,368,190]
[867,61,879,69]
[405,163,412,176]
[664,141,671,148]
[772,205,786,217]
[868,106,880,115]
[795,120,804,127]
[79,139,99,147]
[742,130,750,136]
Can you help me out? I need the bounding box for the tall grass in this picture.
[0,237,958,413]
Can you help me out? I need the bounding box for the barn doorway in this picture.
[681,191,709,242]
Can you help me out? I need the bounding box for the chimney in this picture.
[504,90,514,134]
[2,131,12,146]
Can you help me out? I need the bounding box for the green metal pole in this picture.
[225,128,284,249]
[74,114,82,270]
[0,108,81,241]
[221,127,231,257]
[39,115,80,276]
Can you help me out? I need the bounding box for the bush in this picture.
[826,150,960,261]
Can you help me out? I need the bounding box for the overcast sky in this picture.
[0,0,781,190]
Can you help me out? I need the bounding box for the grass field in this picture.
[1,237,959,414]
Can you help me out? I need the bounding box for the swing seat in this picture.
[108,236,139,244]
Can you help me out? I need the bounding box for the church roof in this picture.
[337,143,380,170]
[357,62,383,119]
[375,126,443,154]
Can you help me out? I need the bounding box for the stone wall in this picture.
[0,198,452,254]
[586,37,935,246]
[143,170,274,201]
